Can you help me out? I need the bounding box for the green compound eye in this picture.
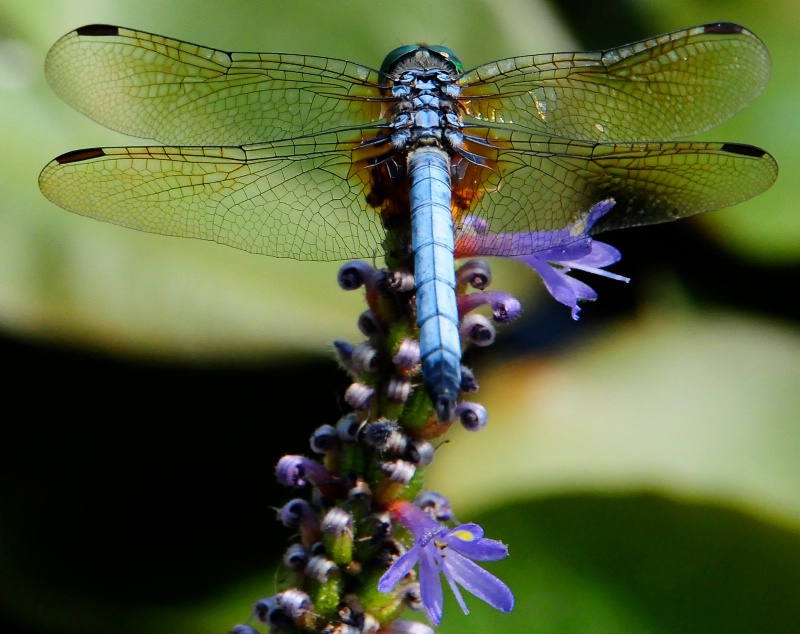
[380,45,463,75]
[425,45,463,73]
[380,45,419,74]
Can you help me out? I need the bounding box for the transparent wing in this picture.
[458,128,778,253]
[45,24,386,145]
[458,23,771,142]
[38,130,391,261]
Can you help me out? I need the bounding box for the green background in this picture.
[1,1,798,632]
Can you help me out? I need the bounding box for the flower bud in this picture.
[386,269,415,292]
[456,401,488,432]
[460,365,479,393]
[365,420,407,453]
[283,543,309,571]
[392,338,421,370]
[305,555,339,583]
[414,491,454,522]
[351,342,380,373]
[253,596,288,627]
[278,589,313,619]
[332,340,358,374]
[310,424,339,453]
[321,507,354,537]
[386,375,412,403]
[344,382,375,410]
[457,259,492,290]
[276,498,317,530]
[379,460,416,485]
[275,455,331,488]
[408,439,435,466]
[336,412,364,442]
[461,314,496,346]
[358,309,380,336]
[338,261,374,290]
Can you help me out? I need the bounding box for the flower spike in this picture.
[234,196,526,631]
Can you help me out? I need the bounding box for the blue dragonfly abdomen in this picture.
[408,147,461,421]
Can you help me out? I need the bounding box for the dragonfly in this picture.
[39,23,777,421]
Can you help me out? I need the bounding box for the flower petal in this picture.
[440,553,471,615]
[444,549,515,614]
[378,547,420,592]
[528,256,589,316]
[444,523,483,541]
[535,238,593,263]
[390,500,443,546]
[446,529,509,562]
[585,198,616,226]
[418,545,444,625]
[570,240,621,268]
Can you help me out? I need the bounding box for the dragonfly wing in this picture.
[462,129,778,253]
[45,25,386,145]
[458,23,771,142]
[38,130,388,261]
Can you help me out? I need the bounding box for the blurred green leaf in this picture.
[638,0,800,263]
[431,296,800,525]
[436,494,800,634]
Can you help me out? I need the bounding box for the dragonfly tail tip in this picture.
[434,394,457,422]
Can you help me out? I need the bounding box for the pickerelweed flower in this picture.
[378,500,514,626]
[456,199,629,319]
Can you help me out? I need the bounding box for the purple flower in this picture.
[378,500,513,626]
[456,199,629,319]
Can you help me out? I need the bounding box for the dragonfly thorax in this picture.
[385,50,464,154]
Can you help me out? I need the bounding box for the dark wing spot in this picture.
[702,22,744,35]
[720,143,768,158]
[55,148,106,164]
[75,24,120,37]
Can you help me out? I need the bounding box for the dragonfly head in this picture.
[380,44,463,76]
